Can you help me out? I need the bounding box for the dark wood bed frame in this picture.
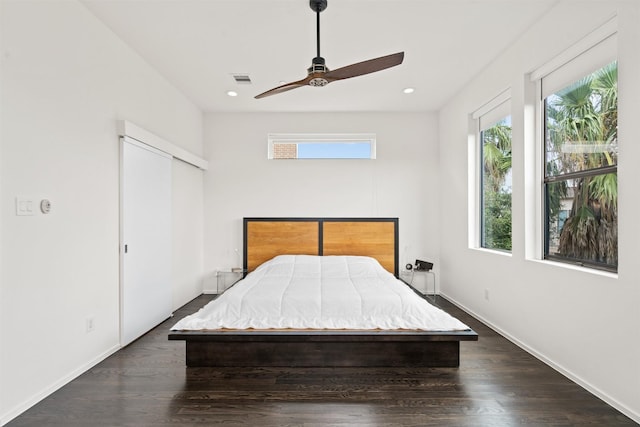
[169,217,478,367]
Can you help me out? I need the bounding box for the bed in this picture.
[169,217,477,367]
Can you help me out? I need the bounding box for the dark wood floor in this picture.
[8,295,636,426]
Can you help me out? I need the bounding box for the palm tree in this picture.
[546,61,618,266]
[482,120,512,250]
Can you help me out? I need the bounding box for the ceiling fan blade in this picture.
[255,77,309,99]
[324,52,404,81]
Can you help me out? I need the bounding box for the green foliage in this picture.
[483,190,512,251]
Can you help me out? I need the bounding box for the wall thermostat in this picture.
[40,199,52,214]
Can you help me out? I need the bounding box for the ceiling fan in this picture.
[255,0,404,99]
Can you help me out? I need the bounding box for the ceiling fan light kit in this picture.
[308,57,329,87]
[255,0,404,99]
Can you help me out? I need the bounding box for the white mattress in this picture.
[171,255,470,331]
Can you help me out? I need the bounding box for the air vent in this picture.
[232,74,252,84]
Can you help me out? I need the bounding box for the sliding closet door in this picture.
[120,137,172,346]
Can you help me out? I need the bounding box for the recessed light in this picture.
[403,87,415,94]
[227,91,238,97]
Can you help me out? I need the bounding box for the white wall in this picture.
[0,1,204,424]
[438,1,640,422]
[203,112,438,291]
[172,159,204,307]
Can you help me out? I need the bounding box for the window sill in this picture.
[470,247,512,257]
[528,258,618,279]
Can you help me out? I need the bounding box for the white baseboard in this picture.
[440,292,640,425]
[1,344,121,426]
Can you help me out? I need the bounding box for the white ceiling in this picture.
[81,0,558,113]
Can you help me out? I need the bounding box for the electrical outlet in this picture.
[86,317,95,333]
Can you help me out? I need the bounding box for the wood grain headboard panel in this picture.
[323,221,397,275]
[243,218,398,276]
[245,220,319,272]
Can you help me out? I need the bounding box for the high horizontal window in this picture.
[541,39,618,271]
[268,134,376,160]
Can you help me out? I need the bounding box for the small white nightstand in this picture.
[215,269,245,294]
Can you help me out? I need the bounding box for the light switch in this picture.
[16,197,35,216]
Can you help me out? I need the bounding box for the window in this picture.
[268,134,376,159]
[474,93,512,252]
[540,37,617,271]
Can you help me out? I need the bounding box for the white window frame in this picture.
[469,89,512,253]
[267,133,376,160]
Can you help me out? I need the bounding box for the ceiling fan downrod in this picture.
[308,0,329,84]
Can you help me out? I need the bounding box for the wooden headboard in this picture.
[243,217,399,276]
